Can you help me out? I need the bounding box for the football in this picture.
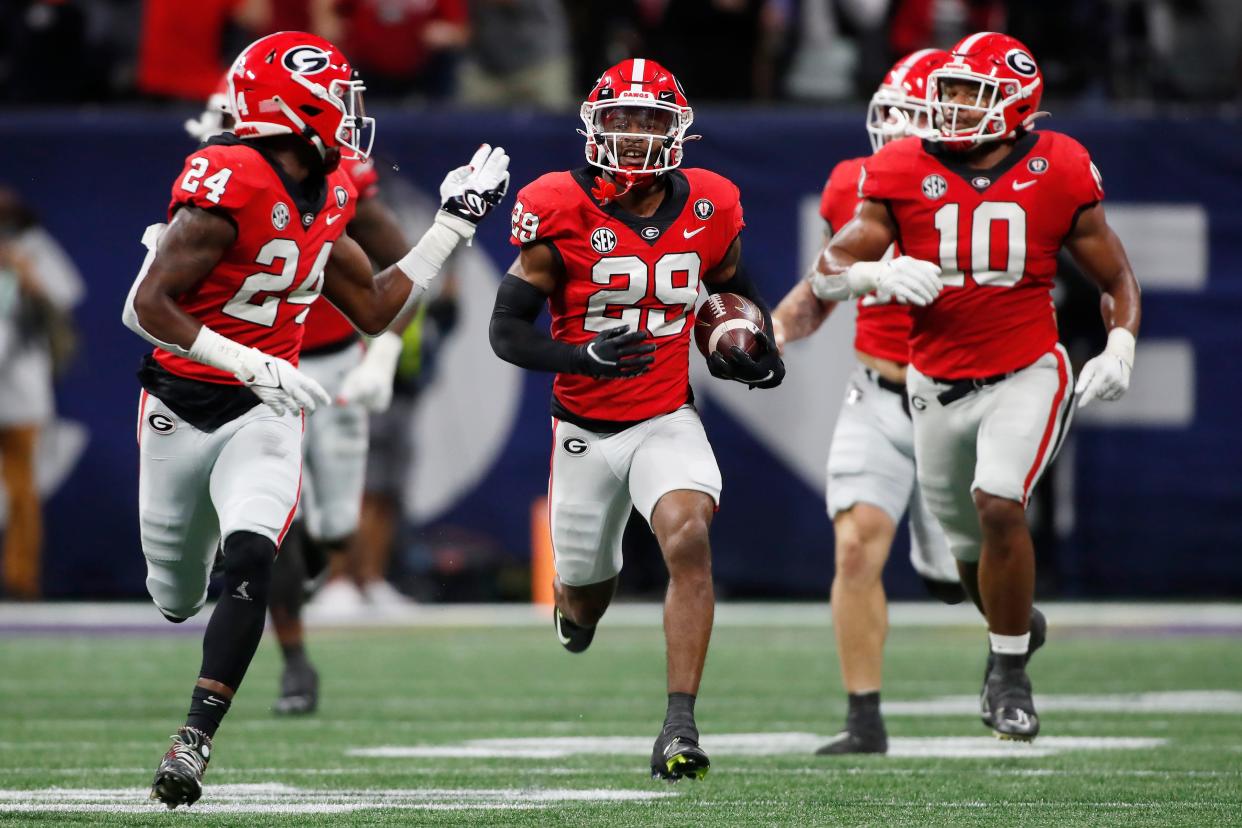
[695,292,767,360]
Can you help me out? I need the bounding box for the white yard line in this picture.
[5,601,1242,631]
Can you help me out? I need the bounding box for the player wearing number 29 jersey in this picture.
[509,165,743,424]
[491,58,783,784]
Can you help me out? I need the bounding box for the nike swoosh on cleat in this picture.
[683,227,705,239]
[554,611,572,645]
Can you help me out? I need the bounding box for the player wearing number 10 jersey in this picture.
[490,58,784,782]
[817,32,1142,742]
[121,31,509,809]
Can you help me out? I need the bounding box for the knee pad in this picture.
[221,531,275,601]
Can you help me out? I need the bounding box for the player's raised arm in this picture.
[323,144,509,335]
[489,243,655,378]
[811,199,941,306]
[1063,202,1142,407]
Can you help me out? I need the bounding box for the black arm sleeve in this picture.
[489,274,586,374]
[704,262,775,336]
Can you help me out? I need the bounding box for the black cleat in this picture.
[651,724,710,781]
[980,607,1047,726]
[981,662,1040,741]
[920,575,967,605]
[553,607,596,654]
[815,713,888,755]
[150,726,211,809]
[272,659,319,716]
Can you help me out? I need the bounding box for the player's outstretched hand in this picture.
[241,351,332,416]
[437,144,511,231]
[1075,329,1135,408]
[708,333,785,389]
[338,332,403,413]
[845,256,942,306]
[576,326,655,379]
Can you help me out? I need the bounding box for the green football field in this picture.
[2,603,1240,826]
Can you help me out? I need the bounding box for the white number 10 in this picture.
[934,202,1027,287]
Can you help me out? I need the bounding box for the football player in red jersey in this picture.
[813,33,1141,741]
[123,31,509,808]
[490,58,784,781]
[773,49,963,756]
[187,78,416,717]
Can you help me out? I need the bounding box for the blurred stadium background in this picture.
[0,1,1240,824]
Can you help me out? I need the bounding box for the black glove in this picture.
[438,144,511,227]
[574,326,655,379]
[707,331,785,389]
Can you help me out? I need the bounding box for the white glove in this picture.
[436,143,511,237]
[338,332,404,413]
[847,256,943,306]
[188,327,330,417]
[1075,328,1135,408]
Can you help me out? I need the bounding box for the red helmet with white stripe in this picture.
[929,32,1044,150]
[866,49,949,152]
[579,58,694,185]
[227,31,374,162]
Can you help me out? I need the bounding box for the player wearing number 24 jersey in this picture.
[818,32,1141,744]
[122,30,510,809]
[490,58,784,784]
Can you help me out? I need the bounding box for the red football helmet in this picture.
[928,32,1044,149]
[579,58,695,190]
[226,31,374,161]
[866,49,949,152]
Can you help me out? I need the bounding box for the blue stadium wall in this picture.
[0,109,1238,599]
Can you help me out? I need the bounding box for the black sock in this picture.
[281,641,308,667]
[995,653,1025,672]
[665,692,697,730]
[847,691,881,717]
[186,685,231,739]
[198,531,274,695]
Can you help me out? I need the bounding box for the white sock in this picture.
[989,632,1030,656]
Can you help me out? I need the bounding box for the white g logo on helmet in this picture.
[282,46,331,75]
[1004,49,1038,78]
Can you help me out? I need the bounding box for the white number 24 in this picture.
[221,239,332,327]
[180,158,232,205]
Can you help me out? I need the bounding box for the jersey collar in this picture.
[571,166,691,246]
[921,131,1040,192]
[206,134,328,222]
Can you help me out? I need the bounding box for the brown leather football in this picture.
[695,292,766,359]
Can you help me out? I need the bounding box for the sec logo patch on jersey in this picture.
[272,202,290,230]
[922,174,947,200]
[591,227,617,253]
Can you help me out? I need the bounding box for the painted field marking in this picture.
[884,690,1242,716]
[348,733,1165,761]
[0,785,672,815]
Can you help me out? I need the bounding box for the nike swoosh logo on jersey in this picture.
[325,213,343,225]
[683,227,706,239]
[1012,180,1037,191]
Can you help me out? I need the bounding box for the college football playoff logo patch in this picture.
[921,174,947,200]
[693,198,714,220]
[591,227,617,254]
[335,186,348,208]
[282,45,331,75]
[1027,157,1049,175]
[272,202,290,230]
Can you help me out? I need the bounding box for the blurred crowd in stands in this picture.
[1,0,1240,107]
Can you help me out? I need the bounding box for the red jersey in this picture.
[861,131,1103,378]
[819,156,913,364]
[300,156,381,351]
[155,137,358,384]
[510,167,744,424]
